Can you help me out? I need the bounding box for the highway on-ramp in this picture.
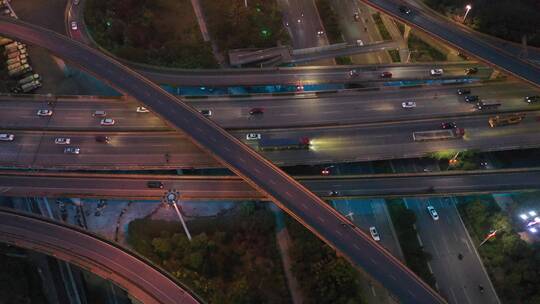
[0,18,445,304]
[0,208,201,304]
[360,0,540,88]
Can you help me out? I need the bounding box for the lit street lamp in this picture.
[462,4,472,23]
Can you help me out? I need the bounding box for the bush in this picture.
[408,33,446,62]
[128,203,290,303]
[424,0,540,47]
[458,198,540,303]
[85,0,218,68]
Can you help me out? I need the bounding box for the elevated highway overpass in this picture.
[0,18,445,303]
[0,208,201,304]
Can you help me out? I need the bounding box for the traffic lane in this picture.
[362,0,540,86]
[3,112,540,169]
[2,82,537,131]
[0,100,169,130]
[137,62,482,86]
[0,210,201,304]
[333,198,403,259]
[2,19,445,303]
[18,132,219,169]
[407,198,499,304]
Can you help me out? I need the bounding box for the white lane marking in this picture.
[285,191,292,198]
[370,258,378,265]
[238,157,246,163]
[301,203,308,209]
[317,216,325,223]
[269,179,276,185]
[253,167,261,174]
[223,146,231,152]
[450,288,458,304]
[353,244,361,250]
[336,230,343,236]
[195,127,203,133]
[389,274,396,281]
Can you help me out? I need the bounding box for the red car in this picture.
[380,71,392,78]
[249,108,264,115]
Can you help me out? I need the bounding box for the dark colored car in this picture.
[380,71,393,78]
[249,108,264,115]
[95,136,110,143]
[464,95,479,103]
[441,122,457,129]
[465,67,478,75]
[525,96,540,103]
[399,5,411,14]
[147,181,164,189]
[457,88,471,95]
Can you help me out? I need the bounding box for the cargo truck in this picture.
[5,42,25,52]
[8,63,31,77]
[6,49,26,58]
[19,80,41,93]
[18,73,40,85]
[413,128,465,141]
[488,113,525,127]
[6,57,27,66]
[258,137,310,151]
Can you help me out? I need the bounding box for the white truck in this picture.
[413,128,465,141]
[18,73,40,85]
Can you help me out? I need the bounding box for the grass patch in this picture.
[372,13,391,40]
[388,49,400,62]
[128,202,290,303]
[286,216,365,303]
[84,0,217,68]
[315,0,343,44]
[201,0,288,52]
[335,56,352,65]
[386,199,436,288]
[457,196,540,303]
[407,33,446,62]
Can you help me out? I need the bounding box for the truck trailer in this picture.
[413,128,465,141]
[258,137,310,151]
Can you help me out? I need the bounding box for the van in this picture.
[147,181,164,189]
[93,110,106,117]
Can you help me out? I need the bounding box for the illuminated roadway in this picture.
[0,18,445,303]
[0,169,539,199]
[0,208,201,304]
[360,0,540,88]
[3,109,540,170]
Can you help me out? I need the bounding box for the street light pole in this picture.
[462,5,472,23]
[244,0,247,8]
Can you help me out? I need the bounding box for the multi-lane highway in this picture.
[360,0,540,88]
[3,107,540,169]
[0,208,201,304]
[0,18,444,303]
[1,169,539,199]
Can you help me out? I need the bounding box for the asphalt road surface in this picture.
[2,109,540,169]
[0,81,536,131]
[361,0,540,88]
[1,169,540,199]
[405,197,500,304]
[0,18,444,303]
[0,208,201,304]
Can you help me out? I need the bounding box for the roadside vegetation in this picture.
[428,149,481,171]
[424,0,540,47]
[386,199,436,288]
[0,245,47,303]
[372,13,391,41]
[457,196,540,303]
[201,0,288,52]
[128,202,291,303]
[315,0,343,44]
[286,216,365,303]
[407,33,446,62]
[84,0,218,68]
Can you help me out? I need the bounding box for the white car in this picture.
[0,133,14,141]
[55,138,71,145]
[136,106,149,113]
[402,101,416,108]
[73,0,80,5]
[430,68,443,76]
[71,21,78,30]
[64,147,80,154]
[246,133,261,140]
[100,118,115,126]
[317,30,324,36]
[356,39,364,46]
[369,226,380,241]
[427,205,439,221]
[37,109,53,116]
